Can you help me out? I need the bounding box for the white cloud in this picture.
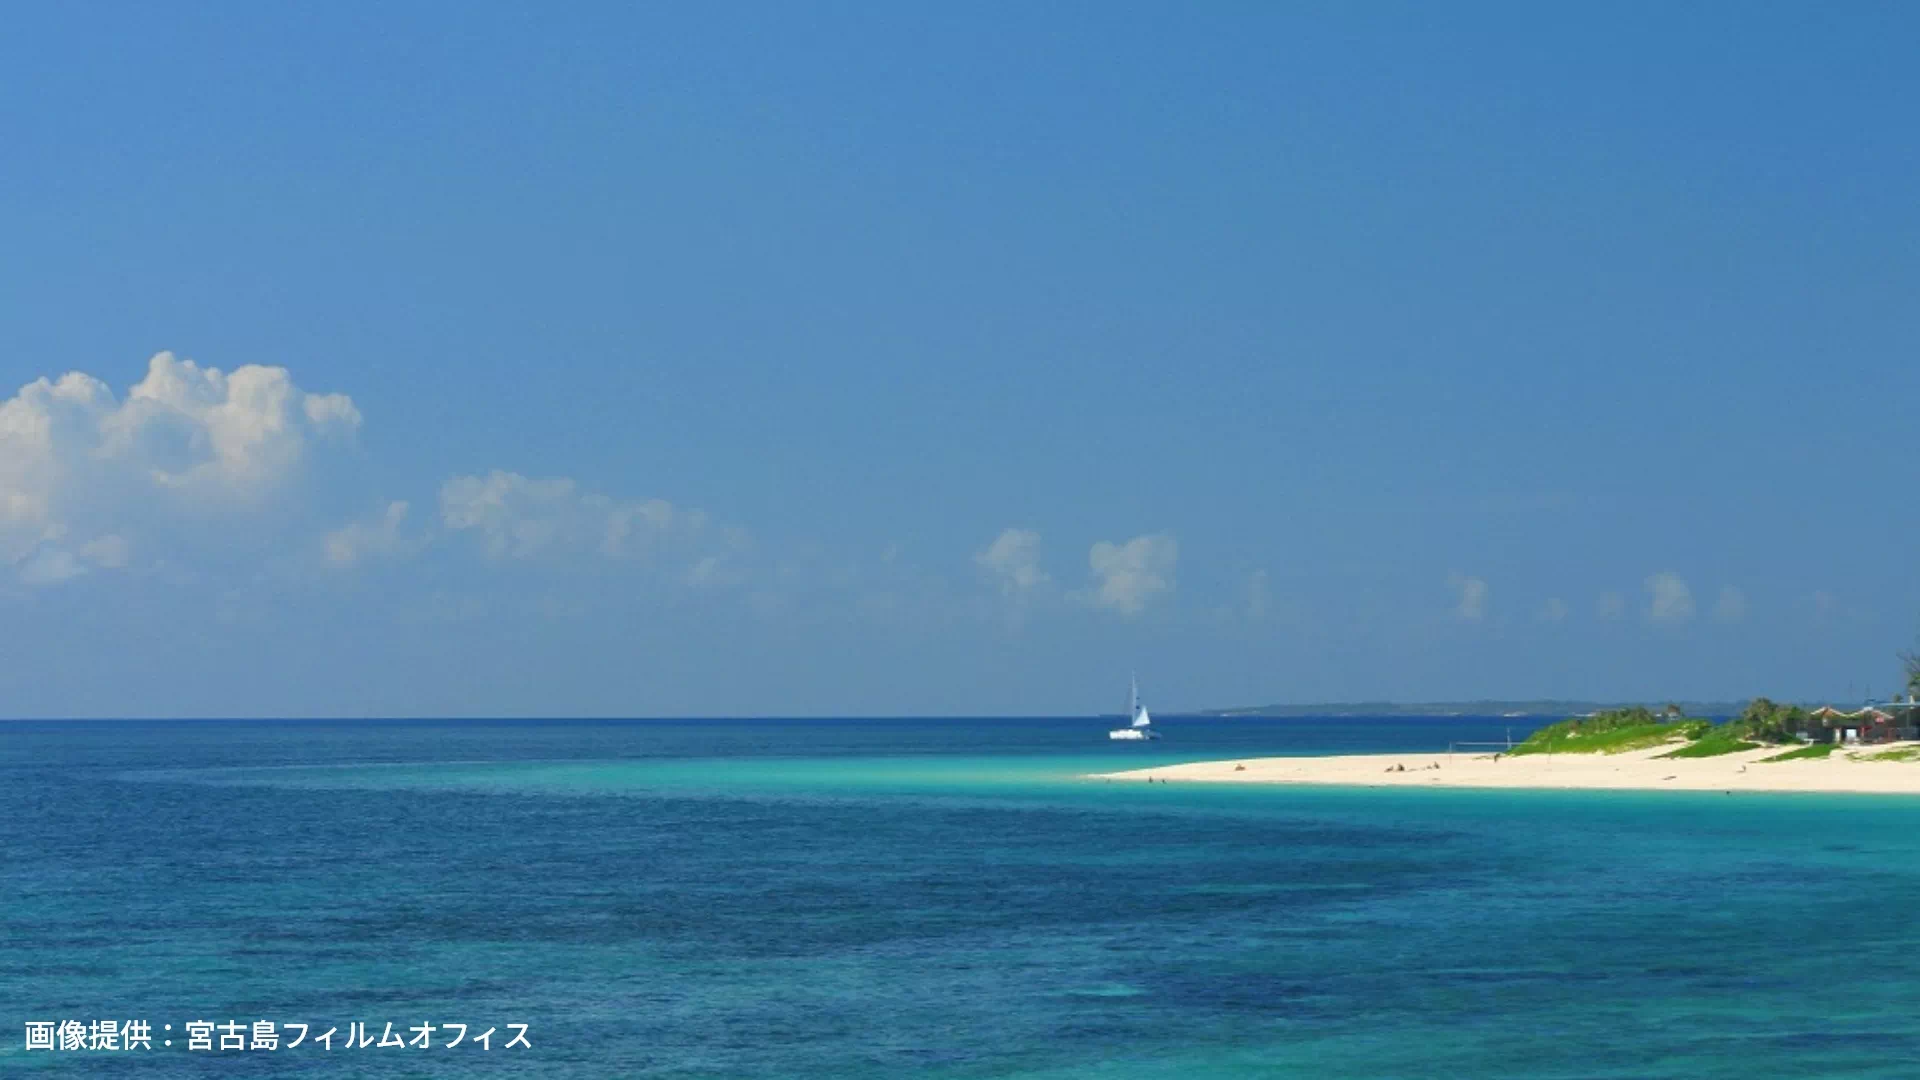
[1645,571,1695,622]
[601,498,692,558]
[442,472,651,560]
[440,472,578,559]
[1448,572,1488,621]
[1540,596,1569,622]
[18,547,86,586]
[439,470,743,585]
[1085,533,1177,616]
[1,352,359,579]
[0,353,792,607]
[80,534,131,569]
[324,501,414,568]
[106,352,361,494]
[974,528,1049,597]
[16,532,135,588]
[1712,585,1746,623]
[686,554,747,588]
[1597,590,1626,619]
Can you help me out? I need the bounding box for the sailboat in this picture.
[1108,674,1160,740]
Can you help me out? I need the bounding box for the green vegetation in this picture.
[1509,707,1705,756]
[1659,729,1761,758]
[1487,646,1920,764]
[1203,699,1749,718]
[1648,698,1835,757]
[1509,722,1681,755]
[1512,693,1904,761]
[1717,698,1815,744]
[1760,743,1840,762]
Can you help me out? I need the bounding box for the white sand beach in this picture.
[1091,743,1920,794]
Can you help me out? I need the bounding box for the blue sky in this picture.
[2,3,1917,716]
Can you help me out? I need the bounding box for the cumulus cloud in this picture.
[324,501,414,568]
[974,528,1049,597]
[107,352,361,493]
[1712,585,1746,623]
[1597,590,1626,619]
[1540,596,1569,623]
[1645,571,1695,622]
[1085,533,1177,616]
[1,352,359,580]
[1448,572,1488,621]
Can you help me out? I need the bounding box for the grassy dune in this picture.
[1511,707,1823,760]
[1509,714,1708,757]
[1657,730,1762,758]
[1760,744,1839,762]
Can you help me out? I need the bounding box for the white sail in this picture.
[1108,672,1159,739]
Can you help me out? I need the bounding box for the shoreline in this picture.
[1088,742,1920,794]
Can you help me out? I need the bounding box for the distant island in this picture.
[1199,700,1750,719]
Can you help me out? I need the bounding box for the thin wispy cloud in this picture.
[974,528,1050,597]
[324,501,416,568]
[438,469,745,580]
[1084,533,1178,616]
[1448,572,1488,621]
[17,547,88,586]
[686,554,748,588]
[1712,585,1746,623]
[1645,572,1695,622]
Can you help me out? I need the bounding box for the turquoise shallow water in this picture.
[7,716,1920,1077]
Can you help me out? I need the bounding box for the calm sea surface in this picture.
[7,716,1920,1078]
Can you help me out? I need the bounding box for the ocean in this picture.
[7,715,1920,1078]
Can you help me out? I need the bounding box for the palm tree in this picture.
[1902,645,1920,699]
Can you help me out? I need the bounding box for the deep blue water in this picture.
[7,716,1920,1078]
